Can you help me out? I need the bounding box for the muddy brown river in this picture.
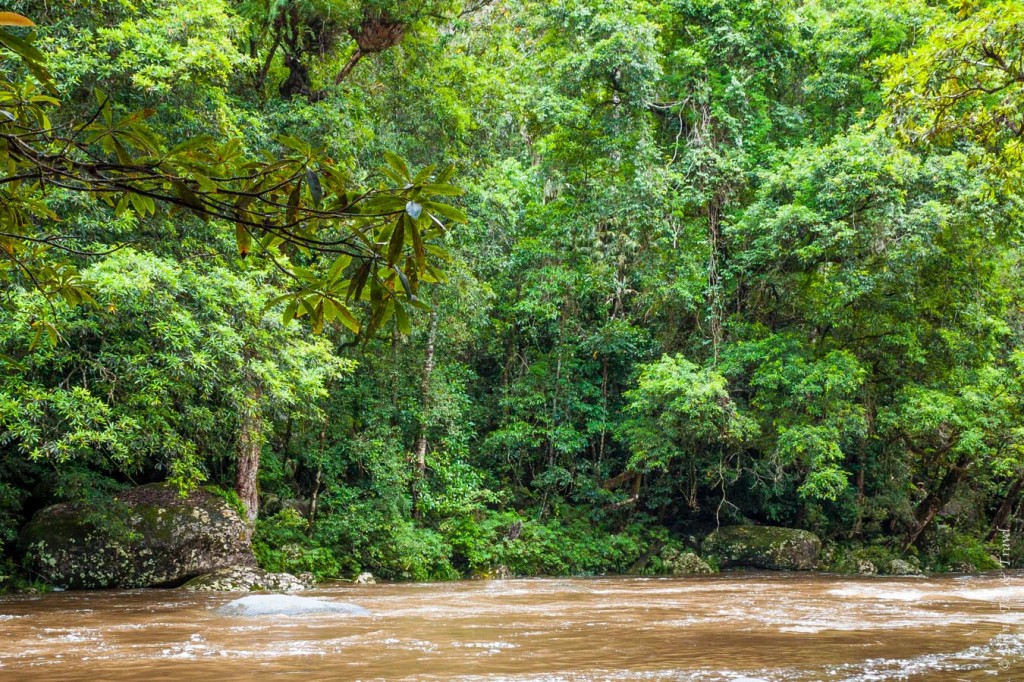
[3,572,1024,680]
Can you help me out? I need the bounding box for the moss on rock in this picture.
[22,483,255,589]
[702,525,821,571]
[658,547,715,575]
[820,543,925,576]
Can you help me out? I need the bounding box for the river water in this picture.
[3,572,1024,680]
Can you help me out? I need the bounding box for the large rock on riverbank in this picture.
[22,483,254,589]
[702,525,821,571]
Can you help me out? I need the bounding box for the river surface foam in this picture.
[2,572,1024,680]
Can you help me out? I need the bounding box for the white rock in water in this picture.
[216,594,370,617]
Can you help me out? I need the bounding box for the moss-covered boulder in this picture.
[22,483,254,589]
[659,547,715,575]
[182,565,314,592]
[702,525,821,571]
[820,543,925,576]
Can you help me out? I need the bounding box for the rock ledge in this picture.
[183,565,315,592]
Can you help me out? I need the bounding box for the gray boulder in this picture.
[857,559,877,575]
[660,547,715,575]
[182,565,315,592]
[888,559,925,576]
[702,525,821,571]
[22,483,254,589]
[470,564,513,580]
[216,594,370,617]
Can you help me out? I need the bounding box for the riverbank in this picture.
[2,484,1011,595]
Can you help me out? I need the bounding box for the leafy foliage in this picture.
[254,509,341,580]
[5,0,1024,582]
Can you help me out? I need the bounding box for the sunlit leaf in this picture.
[0,12,35,27]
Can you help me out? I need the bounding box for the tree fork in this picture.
[903,454,971,551]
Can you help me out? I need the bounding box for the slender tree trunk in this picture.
[548,350,561,468]
[253,28,282,92]
[413,312,438,475]
[686,96,726,363]
[706,195,724,362]
[853,461,866,538]
[390,327,401,427]
[854,396,875,537]
[307,420,328,533]
[308,463,322,532]
[334,48,364,84]
[598,356,609,467]
[279,415,293,458]
[412,312,438,518]
[987,475,1024,541]
[235,380,264,523]
[547,303,566,469]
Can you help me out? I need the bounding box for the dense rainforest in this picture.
[2,0,1024,588]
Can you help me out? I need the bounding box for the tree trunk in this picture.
[308,463,323,532]
[235,383,264,523]
[598,356,609,467]
[307,420,328,533]
[706,195,724,361]
[413,312,438,478]
[903,455,970,551]
[334,48,364,84]
[987,474,1024,541]
[411,312,438,517]
[853,396,875,537]
[390,327,402,427]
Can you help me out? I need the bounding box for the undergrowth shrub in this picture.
[254,509,341,581]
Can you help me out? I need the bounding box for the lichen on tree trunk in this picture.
[411,311,438,518]
[236,382,264,523]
